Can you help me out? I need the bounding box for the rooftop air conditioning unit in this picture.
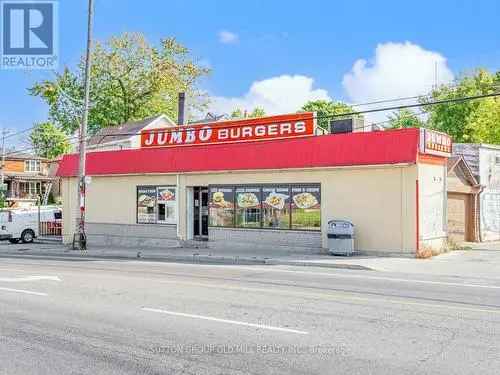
[330,118,365,134]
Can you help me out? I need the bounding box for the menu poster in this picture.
[291,186,321,230]
[263,187,289,210]
[137,186,157,224]
[262,186,290,229]
[236,187,261,209]
[291,186,321,209]
[158,187,176,202]
[209,187,234,227]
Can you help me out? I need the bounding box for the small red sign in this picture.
[420,129,452,157]
[141,112,316,148]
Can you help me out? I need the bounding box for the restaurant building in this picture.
[56,113,452,256]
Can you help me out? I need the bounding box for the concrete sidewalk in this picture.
[0,242,373,270]
[1,241,499,279]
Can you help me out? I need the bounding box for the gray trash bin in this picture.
[327,220,354,256]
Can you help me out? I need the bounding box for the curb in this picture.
[264,259,374,270]
[0,250,374,270]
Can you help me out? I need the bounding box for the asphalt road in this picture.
[0,255,499,374]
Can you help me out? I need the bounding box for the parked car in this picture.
[0,207,62,244]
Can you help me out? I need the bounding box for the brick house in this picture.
[1,152,55,208]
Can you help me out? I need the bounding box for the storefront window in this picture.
[157,187,177,224]
[291,186,321,230]
[235,187,261,228]
[262,186,290,229]
[137,186,177,224]
[209,184,321,231]
[209,187,234,227]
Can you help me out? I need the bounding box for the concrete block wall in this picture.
[208,227,323,254]
[85,222,180,248]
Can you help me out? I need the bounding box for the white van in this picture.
[0,207,62,244]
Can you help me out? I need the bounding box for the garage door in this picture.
[447,193,469,242]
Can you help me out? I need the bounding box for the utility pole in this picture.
[0,129,7,208]
[1,128,6,186]
[75,0,94,250]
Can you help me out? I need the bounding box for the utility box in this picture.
[327,220,355,256]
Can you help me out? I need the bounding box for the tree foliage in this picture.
[466,97,500,143]
[230,107,266,119]
[29,122,71,159]
[30,33,210,135]
[387,109,425,129]
[422,68,500,143]
[301,100,356,131]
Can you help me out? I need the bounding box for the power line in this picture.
[329,91,500,119]
[71,91,498,138]
[8,81,499,144]
[3,126,34,140]
[3,90,498,158]
[0,110,433,158]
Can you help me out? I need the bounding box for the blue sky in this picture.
[1,0,499,135]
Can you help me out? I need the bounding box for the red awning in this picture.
[57,128,420,177]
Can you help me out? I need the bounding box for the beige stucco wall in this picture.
[61,164,419,254]
[417,162,447,252]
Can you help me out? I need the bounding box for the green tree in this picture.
[230,107,266,119]
[387,109,425,129]
[466,98,500,143]
[301,100,356,131]
[29,122,71,159]
[422,68,500,142]
[30,32,210,135]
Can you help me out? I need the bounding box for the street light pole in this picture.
[0,128,6,187]
[76,0,94,250]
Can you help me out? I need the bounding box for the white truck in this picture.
[0,207,62,244]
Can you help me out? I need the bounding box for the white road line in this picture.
[0,287,47,296]
[156,280,500,316]
[142,307,308,335]
[231,266,500,290]
[0,276,61,283]
[120,262,500,290]
[0,268,33,272]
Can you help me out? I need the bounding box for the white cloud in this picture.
[218,30,239,44]
[209,75,330,115]
[342,41,454,122]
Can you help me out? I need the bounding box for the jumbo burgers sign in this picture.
[141,112,316,148]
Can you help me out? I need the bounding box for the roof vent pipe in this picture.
[178,92,186,125]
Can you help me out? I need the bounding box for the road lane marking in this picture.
[142,307,309,335]
[0,276,61,282]
[0,267,33,272]
[112,262,500,290]
[156,279,500,316]
[230,266,500,290]
[0,287,47,296]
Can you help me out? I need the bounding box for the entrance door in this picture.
[447,192,470,242]
[193,187,209,240]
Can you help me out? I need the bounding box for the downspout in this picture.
[476,185,484,242]
[416,179,420,255]
[176,173,181,241]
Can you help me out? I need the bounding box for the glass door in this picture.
[193,187,209,240]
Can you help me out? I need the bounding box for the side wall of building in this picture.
[61,164,419,254]
[418,161,448,252]
[479,147,500,241]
